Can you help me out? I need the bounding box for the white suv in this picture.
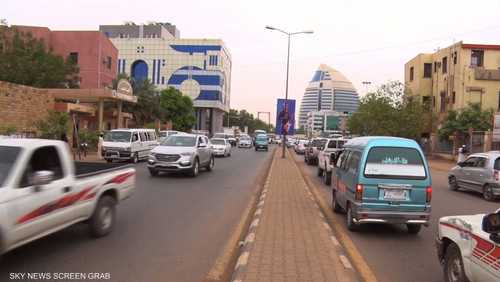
[317,138,346,185]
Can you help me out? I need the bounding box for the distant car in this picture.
[436,210,500,282]
[227,135,237,146]
[148,134,214,177]
[238,136,252,148]
[294,139,309,155]
[255,134,269,151]
[211,138,232,157]
[449,151,500,201]
[275,138,282,145]
[286,137,296,148]
[213,133,236,146]
[317,138,346,185]
[304,138,327,165]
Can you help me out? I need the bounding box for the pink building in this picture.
[13,25,118,89]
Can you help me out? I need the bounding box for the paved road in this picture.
[1,146,273,282]
[292,152,499,282]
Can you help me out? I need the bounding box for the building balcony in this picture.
[474,68,500,81]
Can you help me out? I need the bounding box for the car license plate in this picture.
[383,189,407,200]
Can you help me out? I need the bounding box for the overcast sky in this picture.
[4,0,500,124]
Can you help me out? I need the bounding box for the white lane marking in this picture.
[339,255,353,269]
[235,252,250,269]
[245,232,255,244]
[254,208,262,216]
[322,222,331,231]
[250,218,260,228]
[330,235,340,246]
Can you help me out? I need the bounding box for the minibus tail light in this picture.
[426,186,432,203]
[355,184,363,201]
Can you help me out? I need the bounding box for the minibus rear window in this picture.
[364,147,426,180]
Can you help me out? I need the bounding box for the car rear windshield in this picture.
[495,158,500,170]
[311,139,326,147]
[364,147,426,180]
[211,139,225,145]
[162,136,196,147]
[0,146,21,186]
[328,140,345,149]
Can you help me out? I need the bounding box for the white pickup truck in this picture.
[317,138,346,186]
[0,139,136,255]
[436,210,500,282]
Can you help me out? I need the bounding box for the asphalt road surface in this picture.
[1,146,273,282]
[293,151,499,282]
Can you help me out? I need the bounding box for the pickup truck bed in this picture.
[75,162,132,178]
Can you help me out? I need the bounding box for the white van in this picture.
[103,129,158,163]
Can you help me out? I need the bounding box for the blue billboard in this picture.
[276,99,296,135]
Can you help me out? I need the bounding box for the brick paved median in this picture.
[233,150,359,282]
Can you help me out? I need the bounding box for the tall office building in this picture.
[299,64,359,128]
[100,23,231,135]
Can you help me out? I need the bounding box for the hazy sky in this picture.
[4,0,500,124]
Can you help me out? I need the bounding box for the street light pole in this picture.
[266,25,313,158]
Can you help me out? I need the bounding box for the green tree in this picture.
[0,27,79,88]
[123,79,162,126]
[348,81,431,139]
[36,111,70,139]
[438,103,493,140]
[159,87,196,131]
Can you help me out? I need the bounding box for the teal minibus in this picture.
[331,137,432,234]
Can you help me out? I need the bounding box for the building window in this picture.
[209,55,218,66]
[440,92,446,112]
[69,52,78,64]
[442,57,447,74]
[106,56,112,69]
[453,51,457,65]
[136,46,144,53]
[423,63,432,78]
[119,33,124,38]
[471,50,484,67]
[410,66,414,81]
[452,91,456,104]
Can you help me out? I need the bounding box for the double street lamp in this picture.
[265,25,313,158]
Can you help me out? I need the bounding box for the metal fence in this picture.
[435,138,454,154]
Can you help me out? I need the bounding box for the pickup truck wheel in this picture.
[449,176,459,191]
[189,158,199,177]
[324,170,332,185]
[444,243,469,282]
[89,196,116,238]
[206,156,215,171]
[332,191,344,213]
[346,204,358,232]
[406,224,421,234]
[317,166,324,177]
[483,184,494,201]
[149,169,159,177]
[131,153,139,164]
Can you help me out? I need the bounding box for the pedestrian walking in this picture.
[457,145,468,163]
[97,133,104,160]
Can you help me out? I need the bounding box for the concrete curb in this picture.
[230,150,277,282]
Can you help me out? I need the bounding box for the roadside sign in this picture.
[276,99,296,135]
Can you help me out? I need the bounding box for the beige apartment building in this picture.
[405,42,500,118]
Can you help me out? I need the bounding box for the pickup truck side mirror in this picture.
[31,170,54,191]
[482,213,500,243]
[457,161,465,167]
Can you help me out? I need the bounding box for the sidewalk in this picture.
[232,150,359,282]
